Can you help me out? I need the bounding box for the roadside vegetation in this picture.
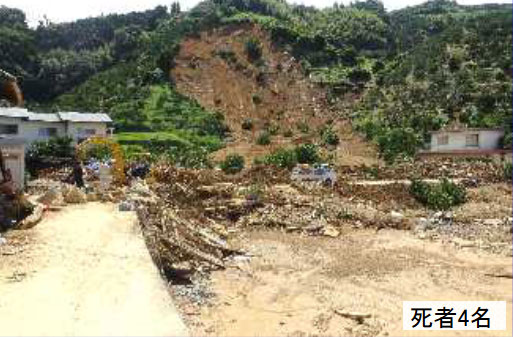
[220,154,245,174]
[255,144,321,169]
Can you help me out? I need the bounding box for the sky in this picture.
[1,0,511,27]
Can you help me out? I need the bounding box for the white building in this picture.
[0,108,112,144]
[425,127,505,154]
[0,137,26,190]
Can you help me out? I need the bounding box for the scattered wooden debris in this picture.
[334,309,371,324]
[484,271,513,279]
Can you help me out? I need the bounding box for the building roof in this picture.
[0,108,112,123]
[430,128,504,134]
[27,113,61,122]
[58,112,112,123]
[0,107,30,118]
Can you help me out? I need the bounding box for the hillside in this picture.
[357,0,513,162]
[172,23,377,165]
[0,5,170,102]
[2,0,511,165]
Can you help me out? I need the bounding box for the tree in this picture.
[170,2,181,16]
[351,0,385,16]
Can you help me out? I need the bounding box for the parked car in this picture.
[290,164,337,186]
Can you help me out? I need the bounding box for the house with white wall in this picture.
[421,122,505,156]
[0,108,112,144]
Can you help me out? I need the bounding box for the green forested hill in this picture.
[1,0,511,163]
[358,1,513,161]
[0,5,171,102]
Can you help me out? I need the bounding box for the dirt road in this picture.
[0,203,188,336]
[184,229,512,337]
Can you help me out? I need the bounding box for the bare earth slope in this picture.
[172,23,377,166]
[0,203,188,337]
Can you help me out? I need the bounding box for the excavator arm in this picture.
[2,81,23,107]
[0,69,22,196]
[0,69,23,107]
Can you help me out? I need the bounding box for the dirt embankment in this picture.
[172,23,377,166]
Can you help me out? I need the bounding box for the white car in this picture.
[291,164,337,186]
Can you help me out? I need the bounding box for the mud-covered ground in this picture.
[166,181,512,337]
[174,228,511,337]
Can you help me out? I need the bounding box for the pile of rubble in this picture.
[234,182,413,233]
[339,158,507,183]
[125,162,511,276]
[126,165,290,275]
[150,163,290,191]
[151,163,224,186]
[124,179,240,275]
[137,201,235,271]
[32,180,112,206]
[414,212,513,255]
[36,166,72,182]
[337,183,420,210]
[37,184,89,205]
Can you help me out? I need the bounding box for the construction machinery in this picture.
[0,69,33,230]
[0,68,23,107]
[0,69,22,195]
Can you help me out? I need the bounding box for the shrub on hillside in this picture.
[220,154,245,174]
[283,129,293,137]
[260,148,298,169]
[503,162,512,181]
[502,133,512,149]
[377,128,422,164]
[295,144,320,164]
[410,178,466,210]
[149,142,214,169]
[216,49,237,64]
[257,144,321,169]
[256,131,271,145]
[252,94,262,105]
[245,37,262,62]
[320,127,339,146]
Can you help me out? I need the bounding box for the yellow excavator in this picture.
[0,69,32,229]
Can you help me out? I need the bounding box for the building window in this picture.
[0,124,18,135]
[38,127,58,137]
[78,128,97,137]
[437,134,449,146]
[466,134,479,147]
